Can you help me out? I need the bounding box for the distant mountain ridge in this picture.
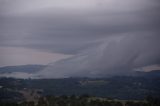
[134,70,160,78]
[0,64,160,78]
[0,65,46,74]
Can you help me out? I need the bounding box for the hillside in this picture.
[0,65,46,74]
[0,74,160,101]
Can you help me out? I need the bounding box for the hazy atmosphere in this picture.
[0,0,160,78]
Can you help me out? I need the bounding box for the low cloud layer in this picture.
[36,34,160,78]
[0,0,160,78]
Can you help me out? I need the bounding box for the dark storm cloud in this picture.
[36,33,160,78]
[0,0,160,78]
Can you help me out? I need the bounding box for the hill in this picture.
[0,65,46,74]
[0,74,160,101]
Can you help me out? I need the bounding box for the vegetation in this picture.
[0,76,160,100]
[0,95,160,106]
[0,73,160,105]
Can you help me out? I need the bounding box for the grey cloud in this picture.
[0,0,160,78]
[36,33,160,78]
[1,10,159,54]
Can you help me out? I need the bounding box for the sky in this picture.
[0,0,160,78]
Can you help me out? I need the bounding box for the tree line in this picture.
[0,95,160,106]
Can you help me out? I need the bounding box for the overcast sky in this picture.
[0,0,160,78]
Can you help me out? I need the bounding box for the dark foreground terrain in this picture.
[0,70,160,105]
[0,95,160,106]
